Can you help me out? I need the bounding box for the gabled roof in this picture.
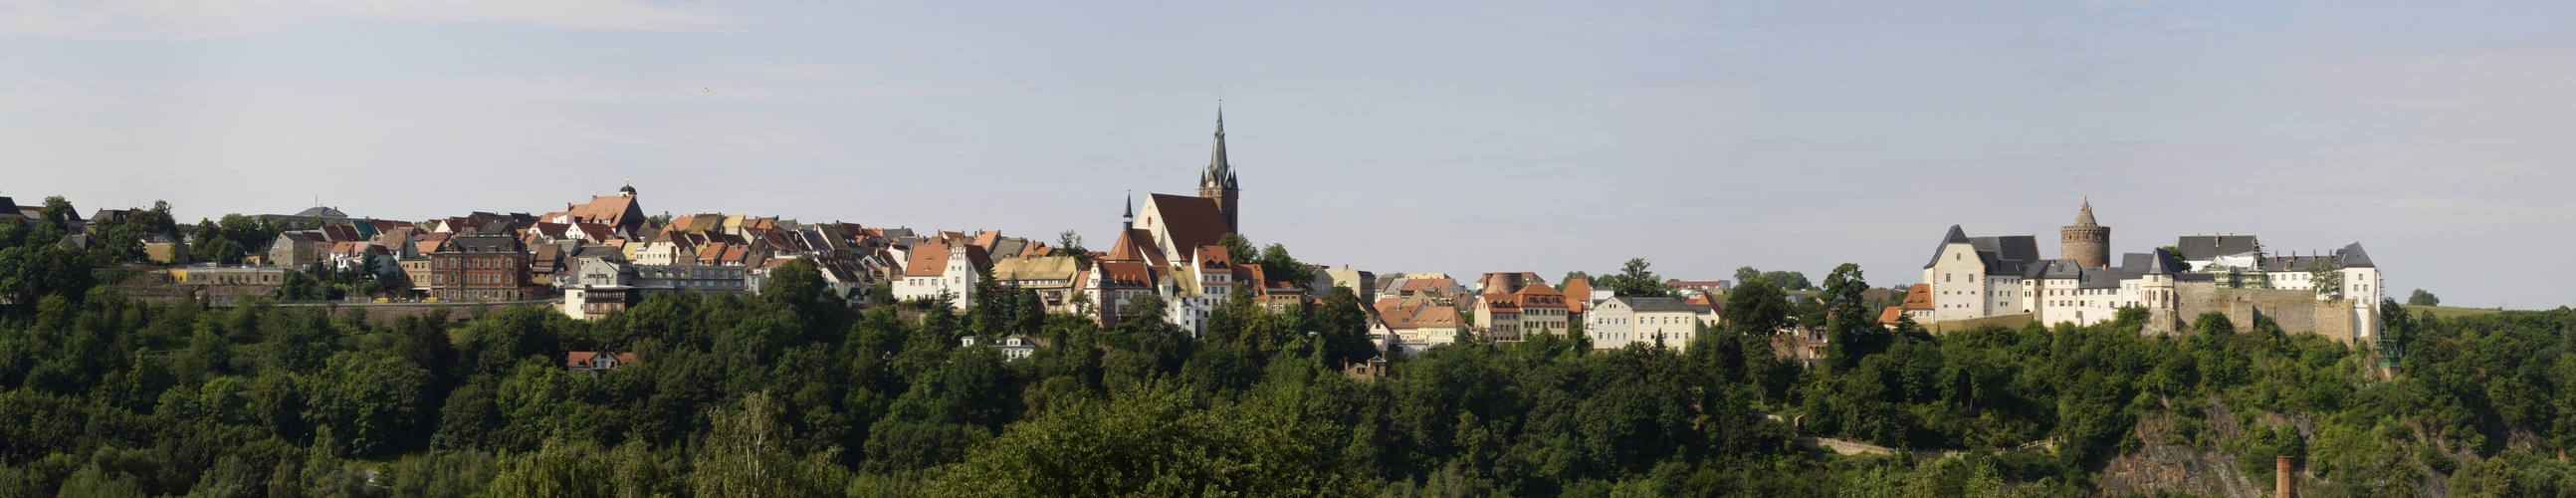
[1899,283,1933,310]
[2175,235,2262,261]
[1143,193,1230,261]
[2118,248,2181,276]
[1401,278,1455,293]
[1927,225,1970,269]
[2335,243,2374,268]
[1560,278,1593,313]
[564,352,637,369]
[1094,262,1155,288]
[565,194,644,229]
[1103,228,1167,266]
[991,256,1079,282]
[293,206,347,218]
[902,242,954,278]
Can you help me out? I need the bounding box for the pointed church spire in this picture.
[1203,105,1235,189]
[2074,197,2097,226]
[1122,190,1135,231]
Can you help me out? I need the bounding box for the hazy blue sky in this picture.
[4,1,2571,308]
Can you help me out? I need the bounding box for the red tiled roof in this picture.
[1900,283,1934,310]
[1145,193,1229,261]
[1095,262,1153,288]
[1561,279,1594,313]
[903,242,953,278]
[564,352,637,368]
[566,195,642,228]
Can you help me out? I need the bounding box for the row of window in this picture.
[1592,316,1698,326]
[1594,332,1695,343]
[439,257,521,269]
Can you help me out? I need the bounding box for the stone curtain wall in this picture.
[2173,281,2358,344]
[1927,313,2034,335]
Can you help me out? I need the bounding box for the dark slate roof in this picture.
[447,234,524,253]
[574,245,623,259]
[990,238,1027,259]
[2335,243,2375,268]
[2080,268,2123,289]
[2175,235,2261,261]
[1973,236,2041,263]
[1926,226,2041,273]
[2117,248,2181,277]
[2030,259,2087,280]
[292,206,348,218]
[1926,225,1970,269]
[2260,255,2332,272]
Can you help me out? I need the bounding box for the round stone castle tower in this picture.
[2061,199,2110,268]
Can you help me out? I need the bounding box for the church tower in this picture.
[1198,108,1240,232]
[2060,199,2110,268]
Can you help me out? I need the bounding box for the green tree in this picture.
[1057,230,1091,270]
[1601,258,1672,298]
[693,391,853,497]
[1256,243,1314,287]
[1760,270,1811,291]
[936,382,1363,497]
[764,258,829,312]
[2306,258,2343,300]
[1218,233,1256,266]
[1732,266,1761,286]
[302,353,435,457]
[2407,289,2439,307]
[1821,263,1886,370]
[1724,277,1791,336]
[1314,286,1375,368]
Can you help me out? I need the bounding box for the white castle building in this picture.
[1916,201,2382,342]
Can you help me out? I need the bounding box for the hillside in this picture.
[0,233,2569,495]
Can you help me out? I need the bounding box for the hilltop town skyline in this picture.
[10,1,2575,309]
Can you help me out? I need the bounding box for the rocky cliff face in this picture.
[2097,444,2266,498]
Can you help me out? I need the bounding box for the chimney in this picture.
[2276,455,2295,498]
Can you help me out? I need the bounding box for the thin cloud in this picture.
[0,0,738,40]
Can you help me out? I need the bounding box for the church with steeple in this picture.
[1111,108,1244,265]
[1086,108,1256,332]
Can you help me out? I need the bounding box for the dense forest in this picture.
[0,205,2572,496]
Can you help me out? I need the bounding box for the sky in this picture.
[3,1,2571,309]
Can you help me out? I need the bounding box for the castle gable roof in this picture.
[2175,235,2261,261]
[2335,243,2374,268]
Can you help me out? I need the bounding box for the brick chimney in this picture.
[2276,455,2295,498]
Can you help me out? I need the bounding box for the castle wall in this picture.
[1927,313,2034,335]
[2169,280,2358,343]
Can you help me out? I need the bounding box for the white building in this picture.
[1918,203,2380,340]
[893,240,986,311]
[1586,297,1715,351]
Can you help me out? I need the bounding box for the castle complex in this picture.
[1912,201,2383,342]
